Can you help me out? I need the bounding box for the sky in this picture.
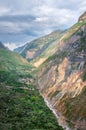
[0,0,86,50]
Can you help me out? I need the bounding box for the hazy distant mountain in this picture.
[14,44,26,54]
[0,42,8,50]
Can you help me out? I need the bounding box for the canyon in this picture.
[14,12,86,130]
[37,12,86,130]
[0,12,86,130]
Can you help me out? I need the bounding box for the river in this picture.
[41,93,72,130]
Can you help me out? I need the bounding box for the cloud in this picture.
[0,6,11,16]
[0,0,86,45]
[80,1,86,12]
[0,21,23,34]
[4,42,28,50]
[35,17,48,22]
[4,43,17,50]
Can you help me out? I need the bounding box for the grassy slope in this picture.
[30,31,63,65]
[0,49,31,70]
[21,20,86,67]
[37,20,86,68]
[15,30,64,67]
[0,49,63,130]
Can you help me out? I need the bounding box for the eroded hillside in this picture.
[37,12,86,130]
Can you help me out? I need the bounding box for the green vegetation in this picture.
[41,51,67,67]
[76,29,86,52]
[31,33,64,63]
[15,30,64,67]
[0,83,63,130]
[1,15,86,130]
[83,72,86,81]
[63,20,86,42]
[34,50,68,75]
[65,100,73,120]
[0,49,32,72]
[81,86,86,95]
[0,49,63,130]
[48,91,60,100]
[64,86,86,121]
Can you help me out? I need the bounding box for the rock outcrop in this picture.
[79,11,86,22]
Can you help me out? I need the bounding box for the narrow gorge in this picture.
[37,12,86,130]
[0,11,86,130]
[14,12,86,130]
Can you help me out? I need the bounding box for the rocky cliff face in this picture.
[37,12,86,130]
[79,12,86,22]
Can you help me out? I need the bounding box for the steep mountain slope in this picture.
[79,11,86,22]
[0,49,30,71]
[0,48,63,130]
[37,12,86,130]
[14,30,64,67]
[14,44,26,54]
